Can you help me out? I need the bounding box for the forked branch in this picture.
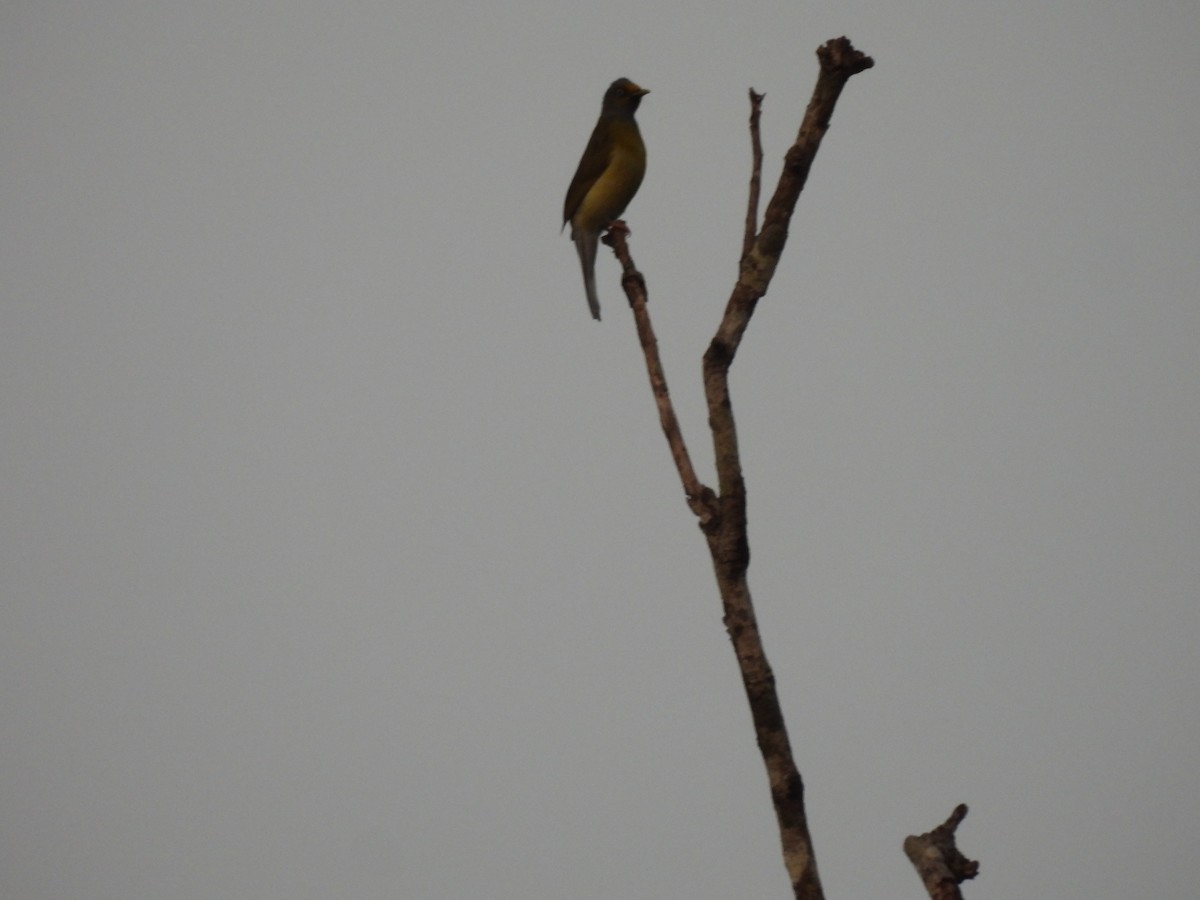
[603,38,953,900]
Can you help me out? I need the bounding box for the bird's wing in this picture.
[562,118,614,226]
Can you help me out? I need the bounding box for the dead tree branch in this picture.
[607,37,891,900]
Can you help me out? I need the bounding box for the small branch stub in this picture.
[903,805,979,900]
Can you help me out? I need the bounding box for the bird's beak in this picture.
[632,85,650,97]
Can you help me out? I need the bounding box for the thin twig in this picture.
[741,89,765,262]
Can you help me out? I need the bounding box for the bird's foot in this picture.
[601,220,629,249]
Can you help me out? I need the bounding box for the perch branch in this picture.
[605,226,717,523]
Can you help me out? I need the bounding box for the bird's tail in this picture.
[573,231,602,321]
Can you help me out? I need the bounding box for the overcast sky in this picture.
[3,2,1197,898]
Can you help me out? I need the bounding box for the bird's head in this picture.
[602,78,649,117]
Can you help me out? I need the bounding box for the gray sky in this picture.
[3,2,1197,898]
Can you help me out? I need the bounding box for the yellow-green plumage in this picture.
[563,78,648,321]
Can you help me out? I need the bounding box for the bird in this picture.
[562,78,649,320]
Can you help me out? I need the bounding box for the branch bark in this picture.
[607,37,876,900]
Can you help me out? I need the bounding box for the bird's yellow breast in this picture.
[572,122,646,233]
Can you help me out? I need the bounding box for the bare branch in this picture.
[904,805,980,900]
[709,36,874,376]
